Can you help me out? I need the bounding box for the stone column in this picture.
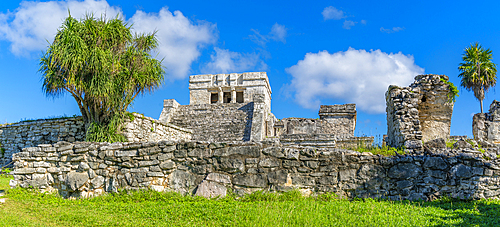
[231,88,236,103]
[159,99,180,123]
[218,88,223,104]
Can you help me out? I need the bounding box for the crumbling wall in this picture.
[122,113,192,143]
[0,113,192,166]
[0,117,85,166]
[473,100,500,144]
[385,85,422,149]
[411,75,454,142]
[386,74,454,151]
[278,104,356,137]
[11,141,500,200]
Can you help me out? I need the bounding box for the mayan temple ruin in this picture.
[3,72,500,201]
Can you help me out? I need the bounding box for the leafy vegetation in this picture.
[353,145,406,156]
[439,77,459,103]
[1,175,500,226]
[39,14,165,142]
[458,42,497,113]
[445,139,457,148]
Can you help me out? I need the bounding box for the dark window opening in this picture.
[236,92,244,103]
[211,93,218,104]
[421,95,427,103]
[223,92,231,103]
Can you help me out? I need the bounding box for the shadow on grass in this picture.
[418,198,500,226]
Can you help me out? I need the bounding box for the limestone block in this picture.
[267,170,287,184]
[168,170,197,194]
[66,172,89,191]
[195,180,227,198]
[387,163,422,179]
[451,164,473,179]
[205,173,231,184]
[233,173,268,188]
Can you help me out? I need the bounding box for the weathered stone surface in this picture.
[423,157,448,170]
[259,158,280,168]
[451,164,473,178]
[213,146,260,158]
[425,138,446,149]
[387,163,422,179]
[91,176,105,188]
[206,173,231,184]
[386,75,454,150]
[168,170,197,194]
[66,172,89,191]
[159,161,176,170]
[219,158,244,173]
[11,141,500,202]
[267,170,287,184]
[195,180,227,198]
[233,174,268,188]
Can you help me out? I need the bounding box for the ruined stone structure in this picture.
[0,114,192,166]
[1,72,360,165]
[473,100,500,144]
[159,72,275,142]
[276,104,367,148]
[386,74,455,152]
[11,141,500,200]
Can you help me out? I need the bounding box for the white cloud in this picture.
[129,8,217,79]
[343,20,356,29]
[202,47,267,74]
[0,1,217,79]
[322,6,345,20]
[250,23,287,47]
[0,0,122,56]
[286,48,424,113]
[380,27,405,33]
[269,23,287,43]
[360,20,367,25]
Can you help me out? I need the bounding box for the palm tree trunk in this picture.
[480,100,484,113]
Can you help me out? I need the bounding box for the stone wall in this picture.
[385,85,422,150]
[167,103,255,142]
[11,141,500,200]
[473,100,500,144]
[0,113,192,166]
[412,75,454,142]
[122,113,192,143]
[277,104,356,138]
[0,117,85,166]
[386,74,454,151]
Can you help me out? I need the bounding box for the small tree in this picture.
[458,42,497,113]
[40,14,165,142]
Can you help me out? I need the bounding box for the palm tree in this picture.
[458,42,497,113]
[39,14,165,142]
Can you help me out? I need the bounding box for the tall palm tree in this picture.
[458,42,497,113]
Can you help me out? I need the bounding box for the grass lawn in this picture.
[0,176,499,226]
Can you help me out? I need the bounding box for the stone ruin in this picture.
[7,72,500,201]
[386,74,455,152]
[157,72,366,147]
[473,100,500,144]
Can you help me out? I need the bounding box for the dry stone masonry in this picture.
[11,141,500,200]
[386,74,455,152]
[0,113,192,166]
[0,117,85,166]
[473,100,500,144]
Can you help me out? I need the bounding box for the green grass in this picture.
[1,176,500,226]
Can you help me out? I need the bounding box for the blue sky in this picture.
[0,0,499,138]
